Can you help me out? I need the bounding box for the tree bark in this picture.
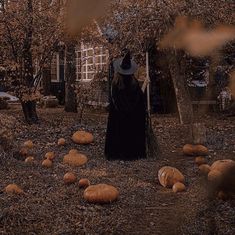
[168,50,194,124]
[21,101,39,124]
[42,66,51,96]
[192,122,207,144]
[21,0,39,124]
[148,42,158,113]
[64,41,77,113]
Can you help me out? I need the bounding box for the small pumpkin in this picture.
[19,147,28,157]
[183,144,208,156]
[183,144,194,156]
[63,172,77,184]
[58,138,66,146]
[69,149,79,155]
[5,184,23,194]
[72,131,94,145]
[25,156,35,163]
[199,164,211,175]
[84,184,119,203]
[23,140,34,149]
[45,152,55,161]
[195,156,207,166]
[158,166,185,188]
[42,159,53,168]
[78,178,90,188]
[194,145,209,156]
[172,182,186,193]
[217,191,228,200]
[63,153,88,167]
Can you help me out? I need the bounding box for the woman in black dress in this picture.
[105,50,146,161]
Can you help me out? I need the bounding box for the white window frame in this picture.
[76,43,108,82]
[51,52,60,82]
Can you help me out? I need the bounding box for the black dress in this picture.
[105,75,146,161]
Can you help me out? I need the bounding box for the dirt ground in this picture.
[0,106,235,235]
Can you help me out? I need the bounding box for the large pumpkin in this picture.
[158,166,185,188]
[208,159,235,196]
[63,153,88,167]
[72,131,94,145]
[69,149,79,155]
[210,159,235,172]
[84,184,119,203]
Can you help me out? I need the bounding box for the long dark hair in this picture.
[112,72,137,90]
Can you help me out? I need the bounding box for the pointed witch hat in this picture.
[114,49,138,75]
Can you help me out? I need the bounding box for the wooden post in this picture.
[168,50,194,124]
[192,122,207,144]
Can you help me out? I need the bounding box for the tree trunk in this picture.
[64,41,77,113]
[42,66,51,96]
[168,50,194,124]
[192,122,207,144]
[21,0,39,124]
[21,101,39,124]
[148,42,159,113]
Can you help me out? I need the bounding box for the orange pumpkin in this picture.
[63,172,77,184]
[208,170,223,185]
[210,159,235,172]
[199,164,211,175]
[42,159,53,168]
[5,184,23,194]
[23,140,34,149]
[78,178,90,188]
[72,131,94,145]
[195,156,207,166]
[183,144,208,156]
[183,144,194,156]
[63,153,88,167]
[19,147,28,157]
[69,149,79,155]
[58,138,66,146]
[25,156,35,163]
[84,184,119,203]
[208,159,235,195]
[172,182,186,193]
[194,145,209,156]
[158,166,185,188]
[217,191,228,200]
[45,152,55,161]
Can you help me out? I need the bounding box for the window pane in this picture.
[87,73,94,80]
[87,57,93,64]
[102,56,107,64]
[87,49,93,56]
[95,56,101,64]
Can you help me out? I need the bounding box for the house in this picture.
[49,41,110,107]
